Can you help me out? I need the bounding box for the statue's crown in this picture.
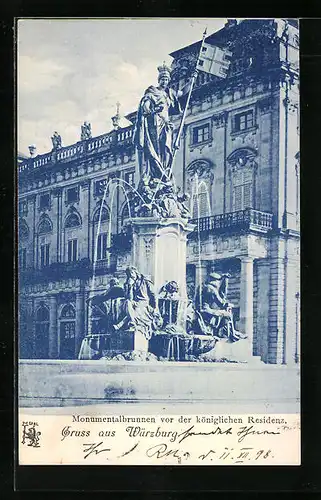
[157,62,171,79]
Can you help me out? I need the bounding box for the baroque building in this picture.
[18,19,300,364]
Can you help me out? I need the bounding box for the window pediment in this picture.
[19,218,30,240]
[65,208,82,228]
[186,159,214,185]
[38,215,53,235]
[227,147,257,171]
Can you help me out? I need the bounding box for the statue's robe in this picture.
[197,280,246,341]
[122,274,156,340]
[91,285,125,331]
[133,85,182,181]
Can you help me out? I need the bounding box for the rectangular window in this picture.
[66,187,79,204]
[67,239,78,262]
[233,183,252,211]
[233,185,243,211]
[234,111,254,132]
[19,248,27,270]
[192,124,210,144]
[124,171,135,187]
[97,233,108,260]
[39,193,50,210]
[40,244,50,267]
[95,179,108,197]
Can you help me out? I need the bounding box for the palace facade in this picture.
[18,19,300,364]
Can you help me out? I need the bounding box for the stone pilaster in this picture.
[49,295,58,358]
[239,256,254,357]
[81,180,91,259]
[52,188,62,262]
[268,237,286,363]
[75,290,85,357]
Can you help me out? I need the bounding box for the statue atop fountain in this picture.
[79,60,247,362]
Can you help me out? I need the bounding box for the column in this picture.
[49,294,58,358]
[239,257,254,357]
[75,290,85,357]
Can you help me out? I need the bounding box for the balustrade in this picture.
[18,124,135,174]
[190,208,273,236]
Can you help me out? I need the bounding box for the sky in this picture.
[17,18,227,155]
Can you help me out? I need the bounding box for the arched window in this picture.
[186,159,214,219]
[191,182,211,218]
[227,148,257,212]
[36,304,50,322]
[38,217,52,235]
[35,304,50,359]
[93,206,109,224]
[60,304,76,319]
[59,303,76,359]
[19,219,29,240]
[65,212,81,228]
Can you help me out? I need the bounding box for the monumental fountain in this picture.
[78,60,248,364]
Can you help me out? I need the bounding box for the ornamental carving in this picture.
[186,160,214,188]
[144,238,153,258]
[227,147,258,172]
[212,113,227,128]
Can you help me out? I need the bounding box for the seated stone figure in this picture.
[195,272,246,342]
[87,278,125,333]
[113,266,159,340]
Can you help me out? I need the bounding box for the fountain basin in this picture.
[19,359,300,412]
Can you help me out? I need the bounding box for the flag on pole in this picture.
[196,43,232,78]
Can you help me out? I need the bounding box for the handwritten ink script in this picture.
[19,413,300,465]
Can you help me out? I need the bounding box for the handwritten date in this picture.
[82,441,274,464]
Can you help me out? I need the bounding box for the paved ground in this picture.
[19,359,300,414]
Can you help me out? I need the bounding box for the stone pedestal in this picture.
[130,216,195,328]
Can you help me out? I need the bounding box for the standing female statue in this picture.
[133,63,190,183]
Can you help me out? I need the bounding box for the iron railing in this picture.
[189,208,274,237]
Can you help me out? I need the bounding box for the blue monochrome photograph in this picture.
[17,19,300,457]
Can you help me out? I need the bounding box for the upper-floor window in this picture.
[39,193,50,211]
[192,123,210,145]
[67,239,78,262]
[124,171,135,187]
[233,182,253,211]
[38,217,52,235]
[233,110,254,133]
[40,243,50,268]
[191,183,211,218]
[19,201,28,217]
[19,219,30,240]
[97,233,108,260]
[19,248,27,270]
[95,179,109,197]
[65,212,81,229]
[66,186,79,205]
[93,206,109,224]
